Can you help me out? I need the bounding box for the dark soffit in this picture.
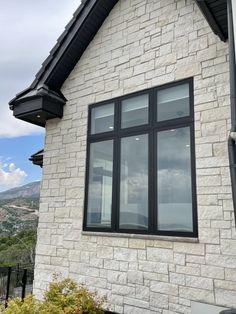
[196,0,228,42]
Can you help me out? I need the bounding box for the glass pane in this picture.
[157,127,193,232]
[157,83,189,121]
[120,134,148,230]
[91,103,114,134]
[121,94,148,128]
[87,140,113,228]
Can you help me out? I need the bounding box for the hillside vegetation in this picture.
[0,229,37,266]
[0,182,40,266]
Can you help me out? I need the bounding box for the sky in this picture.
[0,0,79,192]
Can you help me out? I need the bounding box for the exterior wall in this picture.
[34,0,236,313]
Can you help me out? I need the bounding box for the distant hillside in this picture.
[0,181,40,200]
[0,182,40,235]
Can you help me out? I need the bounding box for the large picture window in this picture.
[84,78,197,237]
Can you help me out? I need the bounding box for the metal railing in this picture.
[0,264,34,307]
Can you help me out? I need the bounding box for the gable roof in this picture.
[9,0,228,127]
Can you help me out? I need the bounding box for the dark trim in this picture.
[228,137,236,226]
[83,78,198,237]
[10,86,66,127]
[196,0,227,42]
[227,0,236,130]
[29,149,44,168]
[227,0,236,226]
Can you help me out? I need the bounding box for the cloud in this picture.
[0,162,27,191]
[0,106,44,138]
[0,0,79,138]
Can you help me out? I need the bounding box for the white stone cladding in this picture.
[34,0,236,313]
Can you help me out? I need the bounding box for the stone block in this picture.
[215,288,236,308]
[174,243,205,255]
[114,248,137,262]
[150,281,178,296]
[199,228,220,244]
[179,286,214,303]
[150,292,168,309]
[201,265,224,279]
[185,275,213,290]
[147,247,173,262]
[220,239,236,255]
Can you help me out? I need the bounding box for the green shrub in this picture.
[0,278,106,314]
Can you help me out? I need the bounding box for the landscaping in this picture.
[0,277,116,314]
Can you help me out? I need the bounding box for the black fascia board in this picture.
[38,0,119,90]
[31,0,99,90]
[196,0,227,42]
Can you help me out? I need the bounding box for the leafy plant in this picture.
[0,278,106,314]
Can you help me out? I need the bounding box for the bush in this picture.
[0,278,106,314]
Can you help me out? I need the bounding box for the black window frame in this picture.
[83,78,198,238]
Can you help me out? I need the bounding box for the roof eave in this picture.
[195,0,228,42]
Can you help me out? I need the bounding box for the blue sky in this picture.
[0,0,79,192]
[0,136,44,191]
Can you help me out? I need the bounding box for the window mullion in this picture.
[149,130,155,233]
[190,124,198,238]
[111,136,119,232]
[148,89,155,234]
[112,99,121,232]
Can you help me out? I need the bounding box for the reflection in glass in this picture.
[87,140,113,227]
[121,94,148,128]
[91,103,114,134]
[157,84,189,121]
[157,127,193,232]
[120,134,148,230]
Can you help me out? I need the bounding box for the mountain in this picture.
[0,182,40,236]
[0,181,40,200]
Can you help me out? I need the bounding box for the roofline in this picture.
[195,0,227,42]
[9,0,119,108]
[9,0,227,127]
[30,0,98,89]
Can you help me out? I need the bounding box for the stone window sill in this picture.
[81,231,199,243]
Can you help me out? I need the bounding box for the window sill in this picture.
[81,231,199,243]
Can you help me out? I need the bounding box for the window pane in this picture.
[120,134,148,230]
[91,103,114,134]
[121,94,148,128]
[157,83,189,121]
[157,127,193,232]
[87,140,113,228]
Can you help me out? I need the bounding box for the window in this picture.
[84,78,197,237]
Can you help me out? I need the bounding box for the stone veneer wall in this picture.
[33,0,236,313]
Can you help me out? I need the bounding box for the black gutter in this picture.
[227,0,236,225]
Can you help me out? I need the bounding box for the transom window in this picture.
[84,78,197,237]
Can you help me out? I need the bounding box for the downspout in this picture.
[227,0,236,225]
